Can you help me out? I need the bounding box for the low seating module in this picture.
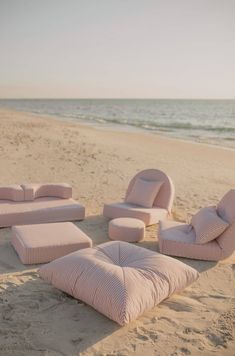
[39,241,199,325]
[159,190,235,261]
[11,222,92,264]
[109,218,145,242]
[103,169,175,226]
[0,183,85,227]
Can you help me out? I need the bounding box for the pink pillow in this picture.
[0,185,24,202]
[22,183,72,200]
[39,241,199,325]
[191,206,229,244]
[125,178,163,208]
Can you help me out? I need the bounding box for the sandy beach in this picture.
[0,107,234,355]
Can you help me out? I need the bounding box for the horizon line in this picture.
[0,97,235,100]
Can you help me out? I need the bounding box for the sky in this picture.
[0,0,235,99]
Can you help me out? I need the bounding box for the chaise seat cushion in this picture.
[103,202,167,226]
[159,220,224,261]
[39,241,199,325]
[0,197,85,227]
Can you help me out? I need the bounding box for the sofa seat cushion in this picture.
[103,202,167,226]
[159,220,224,261]
[39,241,199,325]
[0,197,85,227]
[11,222,92,264]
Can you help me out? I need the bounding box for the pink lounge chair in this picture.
[103,169,175,226]
[159,190,235,261]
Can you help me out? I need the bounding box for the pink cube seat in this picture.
[39,241,199,325]
[109,218,145,242]
[11,222,92,264]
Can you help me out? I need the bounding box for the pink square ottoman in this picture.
[11,222,92,264]
[39,241,199,325]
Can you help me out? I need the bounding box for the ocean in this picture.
[0,99,234,148]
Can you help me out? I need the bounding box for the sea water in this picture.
[0,99,234,148]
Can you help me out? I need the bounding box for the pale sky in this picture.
[0,0,235,99]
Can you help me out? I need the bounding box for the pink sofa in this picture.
[0,183,85,227]
[159,190,235,261]
[103,169,175,226]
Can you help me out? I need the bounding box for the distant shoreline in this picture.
[0,101,234,150]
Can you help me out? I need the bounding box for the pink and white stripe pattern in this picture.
[191,206,229,244]
[39,241,199,325]
[11,222,92,264]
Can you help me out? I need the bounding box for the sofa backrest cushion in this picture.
[22,183,72,201]
[0,185,24,202]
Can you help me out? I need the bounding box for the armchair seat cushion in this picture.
[103,202,167,226]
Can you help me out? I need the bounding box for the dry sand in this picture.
[0,108,234,356]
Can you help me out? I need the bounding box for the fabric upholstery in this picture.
[0,185,24,202]
[103,202,167,226]
[11,222,92,264]
[125,169,174,212]
[109,218,145,242]
[103,169,174,226]
[22,183,72,201]
[216,189,235,256]
[159,220,224,260]
[125,178,162,208]
[191,206,229,244]
[39,241,199,325]
[0,197,85,227]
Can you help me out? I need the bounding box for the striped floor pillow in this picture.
[39,241,199,325]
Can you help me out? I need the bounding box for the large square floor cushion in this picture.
[39,241,199,325]
[11,222,92,264]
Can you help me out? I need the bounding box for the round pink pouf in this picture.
[109,218,145,242]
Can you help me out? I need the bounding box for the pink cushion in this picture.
[159,220,225,261]
[0,185,24,202]
[0,197,85,228]
[109,218,145,242]
[39,241,199,325]
[191,207,229,244]
[22,183,72,201]
[11,222,92,264]
[216,189,235,255]
[103,202,167,226]
[125,178,163,208]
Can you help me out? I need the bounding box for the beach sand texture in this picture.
[0,108,234,355]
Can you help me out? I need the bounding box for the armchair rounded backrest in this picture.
[216,189,235,257]
[125,169,175,212]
